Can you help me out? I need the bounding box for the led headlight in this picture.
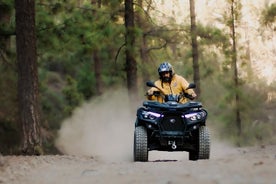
[142,111,161,120]
[185,111,206,121]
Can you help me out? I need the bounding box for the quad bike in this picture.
[133,81,210,162]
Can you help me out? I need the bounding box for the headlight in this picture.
[142,111,161,120]
[185,111,206,121]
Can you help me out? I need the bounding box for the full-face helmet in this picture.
[158,62,174,82]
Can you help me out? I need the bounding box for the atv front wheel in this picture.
[189,126,210,161]
[198,126,210,159]
[133,126,148,162]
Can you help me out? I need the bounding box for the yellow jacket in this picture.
[147,74,196,104]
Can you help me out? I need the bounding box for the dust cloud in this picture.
[55,88,136,162]
[55,88,236,162]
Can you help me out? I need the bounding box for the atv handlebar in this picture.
[146,81,196,102]
[183,92,195,100]
[146,81,196,91]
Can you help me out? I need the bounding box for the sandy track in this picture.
[1,92,275,184]
[0,143,275,184]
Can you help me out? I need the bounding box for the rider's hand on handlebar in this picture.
[190,93,197,100]
[147,89,160,96]
[184,92,197,100]
[146,89,155,96]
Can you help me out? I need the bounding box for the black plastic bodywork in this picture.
[135,100,208,152]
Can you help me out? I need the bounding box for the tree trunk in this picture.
[93,52,103,95]
[140,34,150,90]
[91,0,101,5]
[189,0,201,97]
[230,0,242,136]
[125,0,138,101]
[15,0,42,155]
[0,5,11,51]
[137,0,150,90]
[91,0,103,96]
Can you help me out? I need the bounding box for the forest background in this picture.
[0,0,276,155]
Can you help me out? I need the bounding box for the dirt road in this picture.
[1,92,275,184]
[0,143,275,184]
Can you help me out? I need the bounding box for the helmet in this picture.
[158,62,173,73]
[158,62,174,82]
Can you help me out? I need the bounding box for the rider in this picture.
[146,62,197,103]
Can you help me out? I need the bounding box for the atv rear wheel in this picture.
[133,126,148,162]
[189,126,210,161]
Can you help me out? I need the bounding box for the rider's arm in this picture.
[146,87,158,100]
[180,76,197,99]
